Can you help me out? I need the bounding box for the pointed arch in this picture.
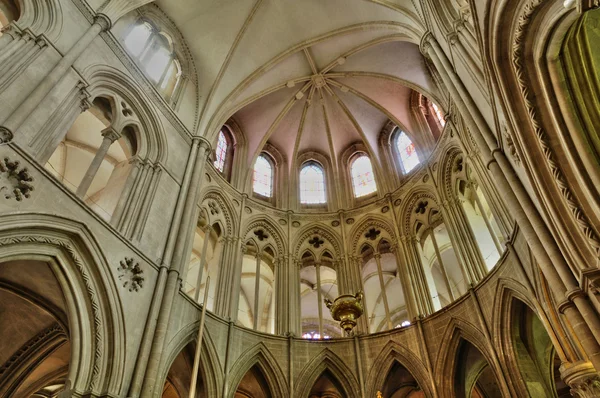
[295,349,360,398]
[199,189,237,237]
[0,213,126,395]
[83,65,168,163]
[349,214,396,255]
[157,320,222,398]
[242,216,287,258]
[227,343,288,398]
[491,280,566,397]
[434,318,506,397]
[293,224,343,260]
[365,341,434,398]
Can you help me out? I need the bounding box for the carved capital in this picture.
[560,361,600,398]
[101,127,121,143]
[94,13,112,32]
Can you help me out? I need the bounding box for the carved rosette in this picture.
[0,157,34,201]
[117,257,144,292]
[0,127,13,144]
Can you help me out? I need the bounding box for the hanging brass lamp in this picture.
[325,291,364,335]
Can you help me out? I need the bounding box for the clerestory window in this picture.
[300,162,326,204]
[351,155,377,198]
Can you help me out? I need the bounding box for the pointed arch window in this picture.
[214,130,228,173]
[351,155,377,198]
[300,162,326,204]
[253,155,273,197]
[396,131,420,174]
[431,102,446,128]
[122,20,182,101]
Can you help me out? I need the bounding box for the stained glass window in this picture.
[351,155,377,198]
[253,155,273,197]
[214,130,228,172]
[300,163,326,204]
[432,102,446,127]
[396,131,420,174]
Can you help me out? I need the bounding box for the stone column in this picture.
[391,242,417,320]
[429,228,455,301]
[194,225,212,302]
[374,253,393,330]
[1,15,111,140]
[0,27,28,66]
[470,181,503,254]
[0,24,21,52]
[76,127,121,198]
[423,34,600,368]
[253,251,262,330]
[132,164,163,241]
[139,138,210,397]
[351,256,370,334]
[402,235,434,316]
[130,138,208,397]
[315,262,324,337]
[111,157,143,228]
[440,199,485,284]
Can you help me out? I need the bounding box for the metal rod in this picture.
[189,275,210,398]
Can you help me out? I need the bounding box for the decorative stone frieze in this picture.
[118,257,145,292]
[0,157,34,201]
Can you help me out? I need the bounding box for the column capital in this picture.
[192,136,212,153]
[94,14,112,32]
[101,127,121,142]
[419,31,435,55]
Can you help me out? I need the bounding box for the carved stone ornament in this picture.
[208,200,219,215]
[570,375,600,398]
[292,221,301,228]
[309,235,325,248]
[503,125,520,164]
[394,198,402,207]
[254,229,269,241]
[118,257,144,292]
[346,218,355,225]
[561,360,600,398]
[381,206,389,213]
[278,218,287,226]
[0,127,13,144]
[331,220,340,227]
[0,157,34,201]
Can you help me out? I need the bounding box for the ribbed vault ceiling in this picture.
[155,0,439,182]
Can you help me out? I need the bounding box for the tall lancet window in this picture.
[300,163,326,204]
[431,102,446,128]
[351,155,377,198]
[253,155,273,197]
[214,130,228,173]
[396,131,420,174]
